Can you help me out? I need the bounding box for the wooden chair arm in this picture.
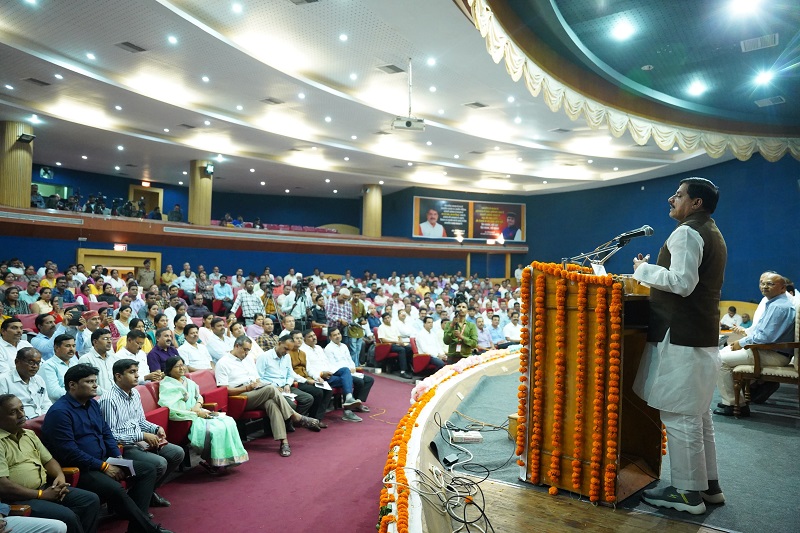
[62,467,80,476]
[413,352,431,357]
[9,504,31,516]
[202,402,219,411]
[750,342,799,375]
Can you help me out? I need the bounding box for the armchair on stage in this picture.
[516,262,661,504]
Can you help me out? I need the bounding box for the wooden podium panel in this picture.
[519,265,662,504]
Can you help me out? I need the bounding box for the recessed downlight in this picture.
[379,180,384,185]
[325,178,331,183]
[427,57,436,66]
[54,74,63,80]
[168,35,178,45]
[324,116,332,123]
[755,71,774,85]
[81,155,88,160]
[179,181,184,185]
[611,20,634,41]
[260,181,265,186]
[163,128,170,132]
[298,92,305,99]
[339,34,348,42]
[236,105,243,111]
[55,162,62,166]
[249,168,255,172]
[507,96,515,103]
[117,145,124,151]
[285,189,290,193]
[114,166,120,171]
[86,53,96,60]
[201,76,210,83]
[204,120,211,126]
[687,80,707,96]
[115,105,122,111]
[333,189,338,194]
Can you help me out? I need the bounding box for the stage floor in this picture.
[480,479,725,533]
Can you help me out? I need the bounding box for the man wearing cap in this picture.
[76,311,106,357]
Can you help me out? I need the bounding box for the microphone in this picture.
[614,225,654,242]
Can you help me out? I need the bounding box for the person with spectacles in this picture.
[0,347,51,419]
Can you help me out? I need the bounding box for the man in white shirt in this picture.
[215,336,320,457]
[0,347,51,418]
[76,310,104,356]
[177,324,214,371]
[171,264,197,301]
[208,266,222,281]
[419,207,447,238]
[77,329,119,396]
[413,317,447,370]
[719,306,742,329]
[0,318,34,375]
[300,330,362,422]
[377,313,413,379]
[324,329,373,410]
[40,334,80,402]
[394,310,416,342]
[204,318,233,363]
[116,330,164,383]
[503,312,523,343]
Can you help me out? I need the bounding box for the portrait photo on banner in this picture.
[414,196,469,239]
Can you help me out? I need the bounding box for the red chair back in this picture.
[135,384,169,429]
[17,313,38,333]
[410,338,420,355]
[88,302,109,312]
[190,316,203,326]
[187,370,228,411]
[23,415,46,436]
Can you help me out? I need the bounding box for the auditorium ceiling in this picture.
[0,0,796,198]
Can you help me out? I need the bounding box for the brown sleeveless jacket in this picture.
[647,212,727,347]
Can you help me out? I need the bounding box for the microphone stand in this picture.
[562,237,634,269]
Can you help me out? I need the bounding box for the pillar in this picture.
[188,159,212,226]
[466,252,471,277]
[362,183,382,237]
[505,253,511,279]
[0,121,34,208]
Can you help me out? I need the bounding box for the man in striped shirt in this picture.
[98,359,184,508]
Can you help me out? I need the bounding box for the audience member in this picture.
[289,331,331,427]
[147,328,179,373]
[77,329,118,396]
[0,319,33,376]
[30,314,66,361]
[503,311,523,343]
[443,301,478,361]
[0,348,51,419]
[230,280,265,326]
[719,306,741,329]
[40,335,80,403]
[41,365,173,533]
[739,313,752,329]
[116,330,163,384]
[136,260,156,290]
[18,281,41,307]
[413,317,447,368]
[300,330,362,422]
[323,329,374,410]
[255,335,313,417]
[377,314,413,378]
[177,324,213,372]
[99,359,184,507]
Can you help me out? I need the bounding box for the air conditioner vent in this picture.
[740,33,779,53]
[549,128,571,133]
[377,64,405,74]
[260,97,285,105]
[463,101,488,109]
[115,41,147,53]
[24,77,51,87]
[754,95,785,107]
[179,123,196,129]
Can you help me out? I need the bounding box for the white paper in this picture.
[351,372,364,379]
[314,380,332,390]
[106,457,136,476]
[591,263,607,276]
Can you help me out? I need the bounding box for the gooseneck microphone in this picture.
[614,225,654,243]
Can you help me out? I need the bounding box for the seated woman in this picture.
[96,283,119,305]
[30,287,55,315]
[198,312,216,344]
[146,313,170,346]
[173,313,188,347]
[117,317,154,353]
[245,313,265,338]
[75,283,96,306]
[108,304,133,345]
[158,355,249,473]
[2,286,30,316]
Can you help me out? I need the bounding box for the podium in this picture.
[516,263,662,503]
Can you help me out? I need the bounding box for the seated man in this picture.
[740,313,753,329]
[502,311,523,344]
[40,335,80,403]
[412,317,447,370]
[0,348,51,419]
[146,328,179,373]
[300,330,362,423]
[714,272,796,417]
[177,324,214,372]
[99,359,184,507]
[0,319,33,377]
[31,314,67,362]
[255,334,313,417]
[214,336,320,457]
[255,318,280,354]
[289,331,332,427]
[116,330,164,384]
[186,293,210,318]
[376,313,413,379]
[41,365,173,533]
[323,329,373,412]
[0,394,100,533]
[203,318,233,364]
[77,329,118,397]
[719,306,741,330]
[475,316,494,352]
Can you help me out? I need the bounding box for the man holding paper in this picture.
[41,365,173,533]
[255,334,314,417]
[98,359,184,508]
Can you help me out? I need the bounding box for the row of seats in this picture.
[210,222,338,233]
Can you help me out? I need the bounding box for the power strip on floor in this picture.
[452,430,483,443]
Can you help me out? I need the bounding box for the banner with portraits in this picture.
[412,196,525,241]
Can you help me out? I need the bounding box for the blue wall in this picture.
[211,191,361,227]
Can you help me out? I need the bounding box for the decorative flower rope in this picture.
[572,281,588,490]
[529,269,547,483]
[590,286,608,502]
[604,282,623,502]
[547,277,567,494]
[516,266,532,465]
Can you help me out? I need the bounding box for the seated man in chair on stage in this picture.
[714,272,796,417]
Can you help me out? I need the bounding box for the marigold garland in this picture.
[528,271,547,483]
[547,278,567,493]
[572,281,588,490]
[590,286,608,503]
[515,266,533,460]
[603,282,623,502]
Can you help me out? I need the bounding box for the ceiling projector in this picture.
[392,117,425,131]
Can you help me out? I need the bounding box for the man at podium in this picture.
[631,177,726,515]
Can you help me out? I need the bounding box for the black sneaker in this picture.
[751,381,780,404]
[713,404,750,417]
[642,486,706,515]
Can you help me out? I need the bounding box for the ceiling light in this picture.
[443,171,448,175]
[379,180,384,185]
[260,181,265,186]
[426,141,432,146]
[215,154,224,162]
[201,76,210,83]
[182,171,188,175]
[114,166,120,171]
[507,96,515,103]
[755,71,774,85]
[687,80,707,96]
[427,57,436,66]
[204,120,211,126]
[350,73,358,80]
[55,162,61,166]
[4,85,13,90]
[115,105,122,110]
[407,162,413,166]
[344,157,349,161]
[587,159,593,164]
[29,114,42,124]
[311,147,317,151]
[117,145,124,151]
[730,0,761,15]
[514,116,521,124]
[351,135,357,140]
[86,53,96,60]
[324,116,332,123]
[438,109,444,114]
[54,74,63,80]
[179,181,184,185]
[339,34,348,42]
[81,155,88,160]
[232,3,243,14]
[25,0,36,4]
[168,35,178,45]
[298,92,305,99]
[453,155,459,159]
[494,146,500,151]
[517,157,523,162]
[325,178,330,183]
[506,174,511,178]
[163,128,170,132]
[611,19,635,41]
[333,190,338,194]
[285,189,290,193]
[672,146,679,151]
[429,86,436,92]
[613,167,619,171]
[236,105,243,110]
[249,168,255,172]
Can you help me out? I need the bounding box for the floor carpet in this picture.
[97,374,414,533]
[433,374,800,533]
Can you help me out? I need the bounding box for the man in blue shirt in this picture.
[50,277,75,304]
[41,365,173,533]
[714,272,796,417]
[30,315,66,361]
[212,275,233,316]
